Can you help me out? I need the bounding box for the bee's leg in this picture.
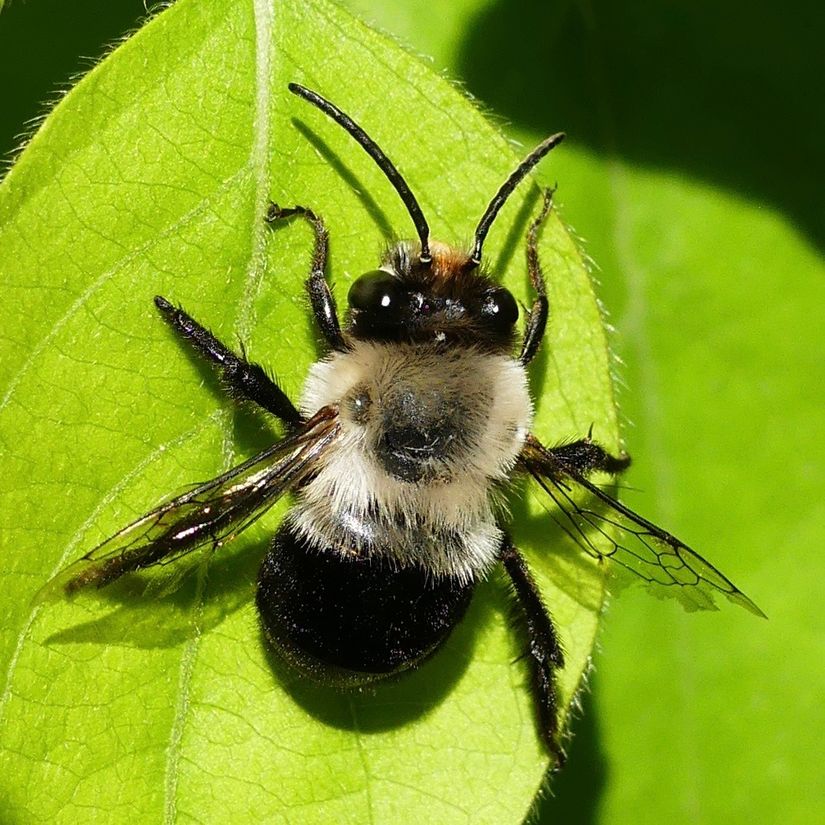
[265,203,347,352]
[154,296,303,427]
[500,537,566,768]
[519,188,555,366]
[548,437,631,476]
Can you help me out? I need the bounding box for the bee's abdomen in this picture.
[257,523,474,685]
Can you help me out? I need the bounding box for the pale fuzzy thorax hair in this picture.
[291,340,533,581]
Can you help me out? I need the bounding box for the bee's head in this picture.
[346,241,519,351]
[288,84,563,348]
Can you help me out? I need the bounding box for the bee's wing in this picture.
[520,436,764,617]
[37,406,340,602]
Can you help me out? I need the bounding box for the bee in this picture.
[39,83,763,765]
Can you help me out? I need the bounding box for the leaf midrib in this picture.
[162,0,277,820]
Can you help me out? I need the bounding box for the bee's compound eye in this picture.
[348,270,405,317]
[480,287,519,328]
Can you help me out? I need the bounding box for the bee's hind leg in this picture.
[500,536,567,769]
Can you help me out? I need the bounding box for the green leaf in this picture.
[0,1,620,822]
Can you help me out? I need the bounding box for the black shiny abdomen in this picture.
[257,524,474,686]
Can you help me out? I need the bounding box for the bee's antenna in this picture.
[470,132,565,267]
[289,83,432,264]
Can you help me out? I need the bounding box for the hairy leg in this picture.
[154,296,302,427]
[266,204,346,352]
[500,537,566,767]
[519,188,555,366]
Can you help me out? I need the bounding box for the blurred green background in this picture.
[2,1,822,823]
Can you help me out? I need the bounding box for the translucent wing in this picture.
[520,436,764,617]
[37,406,340,602]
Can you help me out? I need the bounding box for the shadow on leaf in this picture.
[42,535,264,649]
[459,0,824,251]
